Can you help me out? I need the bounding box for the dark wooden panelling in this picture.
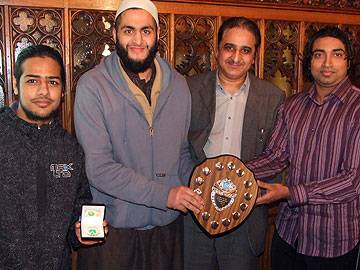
[0,6,5,107]
[158,0,360,11]
[264,20,300,96]
[10,7,64,64]
[343,24,360,88]
[174,15,216,76]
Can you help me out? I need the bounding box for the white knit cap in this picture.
[115,0,159,27]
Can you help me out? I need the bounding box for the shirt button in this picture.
[228,116,231,120]
[225,137,229,140]
[230,97,233,100]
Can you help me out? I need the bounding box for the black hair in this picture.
[14,44,65,88]
[217,17,261,50]
[303,26,354,81]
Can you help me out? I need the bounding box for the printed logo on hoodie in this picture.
[50,163,73,178]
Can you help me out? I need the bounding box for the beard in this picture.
[19,98,59,123]
[115,40,158,73]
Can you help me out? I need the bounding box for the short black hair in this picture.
[303,26,354,81]
[14,45,65,88]
[217,17,261,50]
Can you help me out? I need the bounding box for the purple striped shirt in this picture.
[247,77,360,258]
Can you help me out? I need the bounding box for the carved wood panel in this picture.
[159,14,171,62]
[10,7,64,61]
[264,20,300,96]
[70,10,115,92]
[160,0,360,9]
[69,9,115,132]
[343,24,360,88]
[0,6,5,107]
[174,15,216,76]
[253,0,360,8]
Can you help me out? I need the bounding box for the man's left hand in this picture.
[75,220,108,245]
[256,180,290,205]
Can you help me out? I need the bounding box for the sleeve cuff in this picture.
[288,184,308,207]
[151,183,172,211]
[68,224,82,250]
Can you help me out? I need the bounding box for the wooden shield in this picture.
[189,155,258,236]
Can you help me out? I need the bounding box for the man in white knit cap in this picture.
[74,0,203,269]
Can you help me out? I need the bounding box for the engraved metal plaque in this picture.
[189,155,258,235]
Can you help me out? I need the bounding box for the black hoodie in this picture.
[0,106,92,270]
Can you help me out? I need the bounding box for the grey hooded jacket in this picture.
[74,52,193,229]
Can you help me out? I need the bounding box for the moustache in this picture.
[225,58,244,65]
[31,97,54,103]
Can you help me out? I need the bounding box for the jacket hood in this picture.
[102,51,172,94]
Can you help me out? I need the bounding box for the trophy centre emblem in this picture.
[211,178,237,211]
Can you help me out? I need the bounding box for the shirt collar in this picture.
[216,72,250,96]
[307,76,352,105]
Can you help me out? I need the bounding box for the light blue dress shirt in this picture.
[204,72,250,159]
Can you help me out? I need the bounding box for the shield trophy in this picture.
[189,155,258,236]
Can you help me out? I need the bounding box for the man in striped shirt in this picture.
[247,26,360,270]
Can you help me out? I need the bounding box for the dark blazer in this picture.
[187,70,284,256]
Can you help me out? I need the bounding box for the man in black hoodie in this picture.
[0,45,103,270]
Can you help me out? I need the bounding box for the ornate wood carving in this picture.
[70,10,115,89]
[0,6,5,107]
[343,24,360,88]
[174,15,216,76]
[10,7,63,59]
[264,20,300,96]
[159,14,171,62]
[254,0,360,9]
[159,0,360,10]
[305,22,337,39]
[69,9,115,131]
